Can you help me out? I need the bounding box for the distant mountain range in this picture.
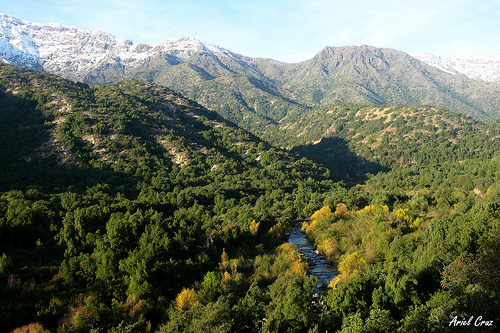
[2,12,500,127]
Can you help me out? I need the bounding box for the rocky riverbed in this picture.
[287,222,337,289]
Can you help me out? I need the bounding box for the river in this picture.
[287,222,337,289]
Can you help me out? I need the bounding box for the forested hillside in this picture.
[257,103,500,183]
[0,64,334,332]
[1,63,499,332]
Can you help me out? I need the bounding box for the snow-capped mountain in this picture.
[4,12,500,87]
[412,52,500,84]
[3,12,500,124]
[0,13,252,82]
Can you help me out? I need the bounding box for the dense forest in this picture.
[0,63,499,332]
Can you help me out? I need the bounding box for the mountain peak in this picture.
[315,45,401,60]
[157,36,233,60]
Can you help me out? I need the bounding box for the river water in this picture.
[287,222,337,289]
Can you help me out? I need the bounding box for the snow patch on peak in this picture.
[0,15,39,68]
[157,37,208,60]
[157,36,243,63]
[412,52,500,84]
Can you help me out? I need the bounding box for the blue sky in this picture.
[2,0,499,62]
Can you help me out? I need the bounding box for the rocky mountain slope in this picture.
[255,46,500,120]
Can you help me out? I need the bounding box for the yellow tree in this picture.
[303,206,331,234]
[174,288,199,312]
[334,203,349,219]
[249,219,260,235]
[329,251,366,288]
[311,206,332,221]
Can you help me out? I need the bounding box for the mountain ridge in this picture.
[4,12,499,85]
[2,12,500,126]
[0,13,263,82]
